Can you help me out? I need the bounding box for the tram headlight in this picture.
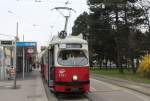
[73,75,78,81]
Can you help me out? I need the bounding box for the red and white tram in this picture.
[41,34,90,93]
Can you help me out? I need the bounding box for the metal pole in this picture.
[13,21,18,89]
[16,22,19,38]
[13,40,17,89]
[23,35,24,79]
[64,16,69,32]
[52,7,75,33]
[3,47,6,79]
[1,47,4,80]
[23,46,24,79]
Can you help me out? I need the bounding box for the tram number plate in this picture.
[71,88,79,92]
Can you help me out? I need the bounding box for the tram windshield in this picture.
[58,50,88,66]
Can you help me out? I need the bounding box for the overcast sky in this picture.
[0,0,88,51]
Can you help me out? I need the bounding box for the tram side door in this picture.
[48,48,54,87]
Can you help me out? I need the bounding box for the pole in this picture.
[64,16,69,32]
[16,22,19,38]
[3,47,6,79]
[23,47,24,79]
[23,35,24,79]
[13,21,18,89]
[52,7,75,33]
[13,40,17,89]
[1,47,4,80]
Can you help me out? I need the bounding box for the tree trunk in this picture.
[131,57,136,74]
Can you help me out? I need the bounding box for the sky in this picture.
[0,0,88,51]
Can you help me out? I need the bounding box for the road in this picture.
[88,78,150,101]
[45,76,150,101]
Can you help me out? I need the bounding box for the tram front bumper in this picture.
[54,81,90,93]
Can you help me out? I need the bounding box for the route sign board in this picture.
[0,40,15,46]
[27,48,34,54]
[16,42,37,47]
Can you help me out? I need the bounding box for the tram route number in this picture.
[58,69,66,77]
[59,73,66,77]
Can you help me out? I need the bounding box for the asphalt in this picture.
[91,73,150,96]
[0,69,48,101]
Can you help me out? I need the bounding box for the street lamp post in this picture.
[8,10,19,40]
[16,22,19,39]
[8,10,19,88]
[22,46,25,79]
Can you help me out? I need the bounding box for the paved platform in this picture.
[0,69,48,101]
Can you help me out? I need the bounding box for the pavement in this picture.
[91,73,150,96]
[0,69,48,101]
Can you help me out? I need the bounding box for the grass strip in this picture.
[90,68,150,84]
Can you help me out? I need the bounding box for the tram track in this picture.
[43,77,93,101]
[91,73,150,97]
[56,93,93,101]
[42,75,150,101]
[84,93,93,101]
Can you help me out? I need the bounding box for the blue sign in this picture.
[16,42,37,47]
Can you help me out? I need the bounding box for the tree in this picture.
[72,12,89,39]
[72,0,150,73]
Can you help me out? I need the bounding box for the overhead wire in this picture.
[16,0,88,44]
[16,0,87,5]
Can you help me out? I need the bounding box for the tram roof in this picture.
[49,34,87,45]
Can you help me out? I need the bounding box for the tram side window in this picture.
[49,48,54,80]
[58,50,88,66]
[50,48,54,66]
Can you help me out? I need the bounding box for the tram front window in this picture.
[58,50,88,66]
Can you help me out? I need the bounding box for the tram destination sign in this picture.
[66,44,82,48]
[59,43,82,49]
[16,42,37,47]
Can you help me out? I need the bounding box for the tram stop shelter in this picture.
[0,40,16,80]
[16,42,37,73]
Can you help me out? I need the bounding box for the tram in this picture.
[41,32,90,93]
